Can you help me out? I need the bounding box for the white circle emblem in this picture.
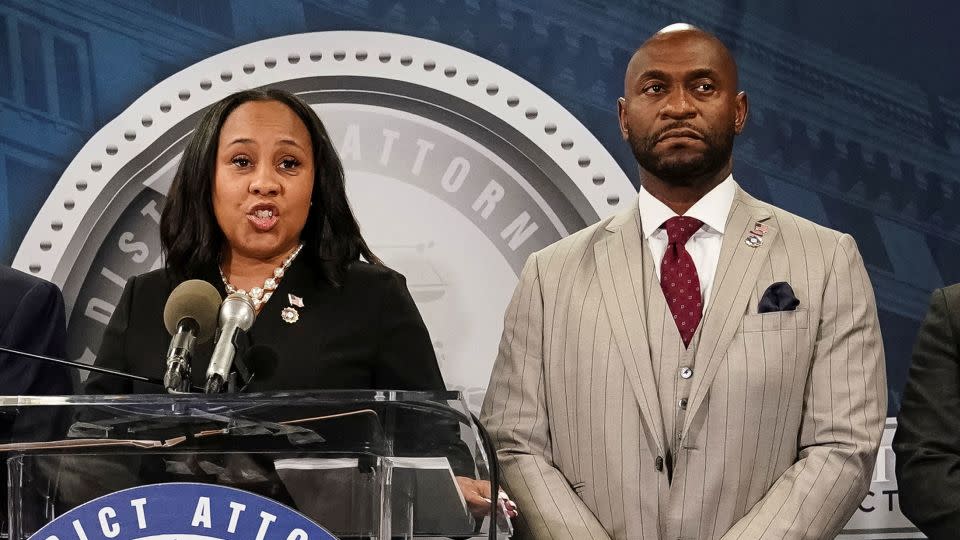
[13,32,635,410]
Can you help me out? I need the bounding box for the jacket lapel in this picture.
[594,203,667,455]
[682,189,778,435]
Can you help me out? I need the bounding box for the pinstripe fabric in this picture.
[643,239,698,465]
[481,186,887,539]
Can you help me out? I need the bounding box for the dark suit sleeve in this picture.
[83,275,137,395]
[0,275,72,445]
[894,286,960,539]
[369,271,479,477]
[372,272,446,391]
[0,279,71,395]
[0,276,72,532]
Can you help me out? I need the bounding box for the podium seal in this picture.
[30,482,336,540]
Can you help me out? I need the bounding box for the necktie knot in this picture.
[662,216,703,247]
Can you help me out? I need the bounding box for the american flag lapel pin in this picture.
[282,293,304,324]
[745,221,767,248]
[751,222,769,236]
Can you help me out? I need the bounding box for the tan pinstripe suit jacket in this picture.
[481,186,886,539]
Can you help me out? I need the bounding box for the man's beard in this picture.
[628,123,734,185]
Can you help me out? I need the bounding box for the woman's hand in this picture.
[454,476,519,519]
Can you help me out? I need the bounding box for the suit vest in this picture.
[641,235,704,474]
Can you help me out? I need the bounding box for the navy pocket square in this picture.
[758,282,800,313]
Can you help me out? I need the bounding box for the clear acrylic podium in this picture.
[0,390,511,539]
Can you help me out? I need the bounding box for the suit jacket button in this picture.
[655,456,664,471]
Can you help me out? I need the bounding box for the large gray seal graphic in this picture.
[14,32,635,411]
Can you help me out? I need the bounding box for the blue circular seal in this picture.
[30,483,337,540]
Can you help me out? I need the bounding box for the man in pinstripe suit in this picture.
[481,24,886,539]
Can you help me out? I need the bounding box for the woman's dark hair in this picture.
[160,88,380,285]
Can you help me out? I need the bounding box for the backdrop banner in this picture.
[4,2,957,538]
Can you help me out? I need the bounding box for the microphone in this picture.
[204,293,256,393]
[162,280,221,393]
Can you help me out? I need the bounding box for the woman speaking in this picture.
[87,89,443,394]
[81,88,508,518]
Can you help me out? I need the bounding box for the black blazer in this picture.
[63,258,478,506]
[0,265,72,397]
[0,266,73,532]
[894,283,960,539]
[85,257,446,394]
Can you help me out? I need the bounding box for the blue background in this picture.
[1,0,958,415]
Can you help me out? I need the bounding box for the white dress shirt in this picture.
[637,175,736,309]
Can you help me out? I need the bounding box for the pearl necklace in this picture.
[219,243,304,311]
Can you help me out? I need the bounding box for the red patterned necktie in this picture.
[660,216,704,347]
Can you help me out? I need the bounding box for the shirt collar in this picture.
[637,174,736,239]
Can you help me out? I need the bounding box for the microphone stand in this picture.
[0,345,203,392]
[471,411,504,540]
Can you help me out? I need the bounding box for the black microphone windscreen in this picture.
[163,279,222,342]
[243,344,280,380]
